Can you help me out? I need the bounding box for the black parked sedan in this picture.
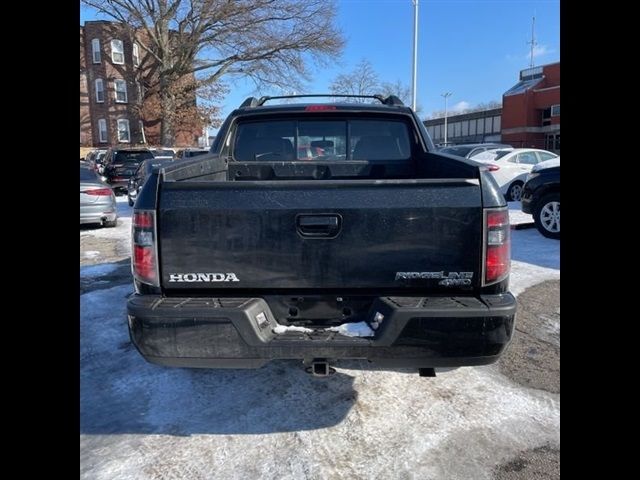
[127,158,174,206]
[522,158,560,239]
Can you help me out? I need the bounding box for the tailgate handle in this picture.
[296,214,341,238]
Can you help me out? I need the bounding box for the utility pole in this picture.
[527,15,537,68]
[441,92,452,145]
[412,0,419,111]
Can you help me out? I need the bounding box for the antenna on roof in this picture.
[527,14,537,68]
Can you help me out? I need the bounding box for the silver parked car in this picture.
[80,165,118,227]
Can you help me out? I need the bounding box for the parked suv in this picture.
[102,147,154,195]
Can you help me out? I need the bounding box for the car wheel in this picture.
[533,193,560,239]
[104,219,118,228]
[506,181,524,201]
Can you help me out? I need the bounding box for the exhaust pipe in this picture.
[305,359,335,377]
[418,368,436,377]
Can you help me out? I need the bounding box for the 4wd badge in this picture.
[395,271,473,286]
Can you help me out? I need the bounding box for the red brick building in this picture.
[80,20,203,148]
[501,62,560,153]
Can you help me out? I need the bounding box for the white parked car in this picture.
[472,148,559,201]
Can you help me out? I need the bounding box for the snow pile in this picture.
[326,321,375,337]
[272,324,314,334]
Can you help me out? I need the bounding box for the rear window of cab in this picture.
[232,118,412,162]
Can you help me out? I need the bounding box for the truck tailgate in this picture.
[157,179,483,291]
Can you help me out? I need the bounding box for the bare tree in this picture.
[329,59,380,102]
[330,62,422,112]
[82,0,345,145]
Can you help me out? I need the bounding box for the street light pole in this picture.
[411,0,419,111]
[441,92,452,145]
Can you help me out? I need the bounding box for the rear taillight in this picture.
[84,188,113,196]
[486,164,500,171]
[483,208,510,285]
[132,210,159,286]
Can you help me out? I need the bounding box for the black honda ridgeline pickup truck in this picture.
[127,94,516,377]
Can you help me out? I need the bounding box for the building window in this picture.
[461,120,469,136]
[454,122,461,138]
[551,104,560,116]
[477,118,485,135]
[98,119,107,143]
[469,119,476,136]
[493,116,501,133]
[117,119,130,143]
[111,39,124,64]
[133,43,140,67]
[91,38,101,63]
[114,79,128,103]
[95,78,104,103]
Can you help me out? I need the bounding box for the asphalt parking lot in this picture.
[80,199,560,480]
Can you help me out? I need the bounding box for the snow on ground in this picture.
[508,201,534,226]
[80,204,559,480]
[81,287,558,480]
[510,227,560,296]
[80,199,133,264]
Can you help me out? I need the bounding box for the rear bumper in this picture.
[127,293,516,369]
[107,179,130,190]
[521,191,534,214]
[80,202,117,224]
